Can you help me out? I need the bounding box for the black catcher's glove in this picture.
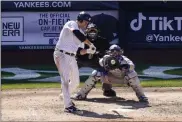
[103,56,120,70]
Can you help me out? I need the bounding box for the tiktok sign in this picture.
[130,13,182,31]
[128,12,182,46]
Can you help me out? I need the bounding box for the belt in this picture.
[60,50,75,56]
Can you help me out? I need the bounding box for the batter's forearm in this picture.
[83,39,92,46]
[79,49,87,55]
[72,30,93,47]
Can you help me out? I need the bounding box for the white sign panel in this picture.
[1,11,118,47]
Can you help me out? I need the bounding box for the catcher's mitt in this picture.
[102,55,120,70]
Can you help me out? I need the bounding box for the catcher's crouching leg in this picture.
[102,83,116,97]
[72,70,100,100]
[125,71,148,103]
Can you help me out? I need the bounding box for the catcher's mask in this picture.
[109,44,124,56]
[86,23,98,41]
[102,56,120,70]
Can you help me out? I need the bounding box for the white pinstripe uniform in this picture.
[53,20,85,108]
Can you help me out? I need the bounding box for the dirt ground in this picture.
[1,87,182,121]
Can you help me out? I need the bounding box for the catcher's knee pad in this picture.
[91,70,101,80]
[125,71,139,86]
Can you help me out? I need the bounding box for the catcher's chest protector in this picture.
[109,69,124,78]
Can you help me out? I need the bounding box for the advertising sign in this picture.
[1,1,119,11]
[126,12,182,48]
[1,11,119,50]
[2,17,24,42]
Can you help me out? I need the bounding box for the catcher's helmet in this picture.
[109,44,121,52]
[87,23,97,29]
[108,44,124,56]
[86,23,98,41]
[77,11,92,22]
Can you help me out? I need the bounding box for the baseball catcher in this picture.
[73,44,149,103]
[76,23,117,97]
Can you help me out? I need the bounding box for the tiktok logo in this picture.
[130,13,146,31]
[130,12,182,31]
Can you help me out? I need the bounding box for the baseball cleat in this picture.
[64,106,83,115]
[71,101,75,106]
[139,96,149,103]
[103,89,116,97]
[71,94,87,100]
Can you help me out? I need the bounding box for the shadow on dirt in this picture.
[79,110,133,119]
[83,96,151,109]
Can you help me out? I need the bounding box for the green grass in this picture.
[141,79,182,87]
[1,75,89,84]
[2,79,182,90]
[1,83,61,90]
[1,82,100,90]
[1,75,90,90]
[164,68,182,75]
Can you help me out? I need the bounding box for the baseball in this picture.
[111,59,116,65]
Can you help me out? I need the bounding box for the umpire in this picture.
[76,23,116,97]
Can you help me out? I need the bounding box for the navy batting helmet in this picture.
[77,11,92,22]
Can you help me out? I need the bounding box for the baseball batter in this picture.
[53,11,96,113]
[73,44,148,103]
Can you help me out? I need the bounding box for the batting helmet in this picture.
[77,11,92,22]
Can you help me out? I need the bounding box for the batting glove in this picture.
[90,43,96,51]
[86,48,96,54]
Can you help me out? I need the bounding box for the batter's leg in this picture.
[54,51,73,108]
[69,57,80,94]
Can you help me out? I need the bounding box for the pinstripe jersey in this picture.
[55,20,85,54]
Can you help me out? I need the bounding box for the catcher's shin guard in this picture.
[72,70,100,100]
[125,71,148,102]
[72,76,97,100]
